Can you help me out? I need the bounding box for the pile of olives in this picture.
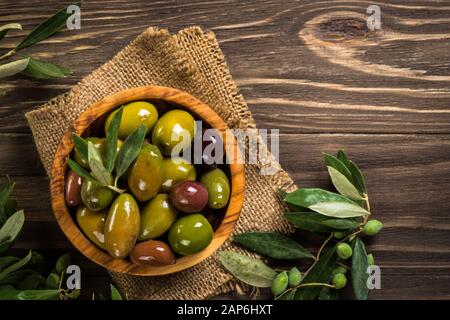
[65,101,231,266]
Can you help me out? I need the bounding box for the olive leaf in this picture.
[0,289,60,300]
[295,245,337,300]
[26,251,45,274]
[15,2,81,51]
[114,124,146,182]
[0,210,25,245]
[55,254,71,274]
[327,166,364,201]
[346,160,367,195]
[351,237,369,300]
[71,133,88,164]
[218,251,277,288]
[21,57,71,80]
[16,274,44,290]
[105,108,123,173]
[66,158,96,183]
[0,177,15,209]
[0,251,32,281]
[110,284,124,300]
[4,199,17,218]
[324,153,353,183]
[285,212,359,233]
[233,232,314,260]
[0,269,35,286]
[284,188,369,218]
[0,23,22,40]
[0,240,10,255]
[279,289,296,300]
[336,150,366,195]
[0,257,20,272]
[0,58,30,79]
[88,141,111,186]
[46,273,60,289]
[63,289,80,299]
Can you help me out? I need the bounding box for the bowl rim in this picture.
[50,85,245,276]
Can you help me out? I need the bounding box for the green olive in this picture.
[363,219,383,236]
[80,179,114,212]
[332,273,347,289]
[139,194,178,241]
[199,168,230,209]
[272,272,289,296]
[337,243,353,260]
[105,101,159,139]
[128,143,163,202]
[73,137,101,169]
[168,214,213,255]
[76,206,107,250]
[151,110,195,156]
[160,157,196,192]
[104,193,140,259]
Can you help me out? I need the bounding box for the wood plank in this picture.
[1,0,450,133]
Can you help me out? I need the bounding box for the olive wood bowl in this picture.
[50,86,245,276]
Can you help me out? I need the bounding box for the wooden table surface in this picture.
[1,0,450,300]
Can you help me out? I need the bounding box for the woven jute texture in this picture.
[25,27,296,300]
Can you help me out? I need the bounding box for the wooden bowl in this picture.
[50,86,245,276]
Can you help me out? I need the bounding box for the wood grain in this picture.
[1,0,449,299]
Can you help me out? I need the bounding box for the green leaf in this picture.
[351,237,369,300]
[17,274,44,290]
[284,188,369,218]
[336,150,367,195]
[26,251,46,274]
[0,177,15,208]
[0,58,30,79]
[278,289,296,300]
[337,150,351,168]
[114,124,146,181]
[233,232,314,260]
[21,57,71,80]
[0,210,25,244]
[0,257,20,272]
[64,289,80,299]
[285,212,359,233]
[295,245,337,300]
[347,160,367,195]
[0,240,10,255]
[15,2,81,51]
[218,251,277,288]
[327,166,364,200]
[309,201,369,218]
[318,287,340,300]
[55,254,71,274]
[46,273,60,289]
[110,284,124,300]
[71,133,88,165]
[0,269,35,286]
[88,142,111,186]
[0,251,32,281]
[324,153,353,182]
[0,23,22,40]
[4,199,17,218]
[66,158,96,183]
[105,108,123,173]
[0,289,60,300]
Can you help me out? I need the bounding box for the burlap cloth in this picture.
[25,27,296,299]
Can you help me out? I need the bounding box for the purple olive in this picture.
[130,240,176,266]
[169,181,208,213]
[65,170,82,206]
[201,128,223,169]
